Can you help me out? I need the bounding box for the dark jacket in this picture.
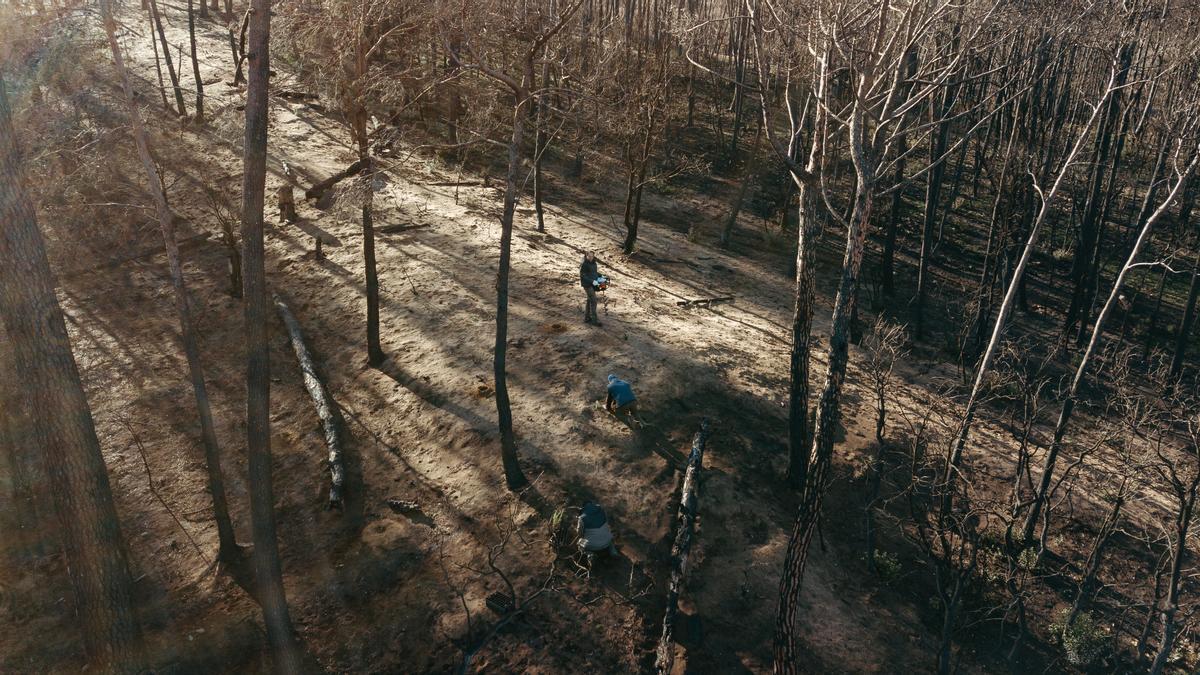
[580,257,599,289]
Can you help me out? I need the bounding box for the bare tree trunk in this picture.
[187,0,204,122]
[0,75,143,672]
[941,77,1116,507]
[240,0,305,668]
[493,66,534,492]
[1022,146,1199,543]
[775,108,875,674]
[361,176,384,367]
[1064,489,1125,629]
[149,0,187,117]
[1062,43,1133,343]
[1169,249,1200,385]
[148,6,170,111]
[533,60,549,233]
[720,124,762,248]
[785,182,817,490]
[1150,476,1200,675]
[103,3,239,565]
[0,342,44,562]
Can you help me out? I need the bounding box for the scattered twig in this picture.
[121,419,210,565]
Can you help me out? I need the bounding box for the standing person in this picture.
[605,374,645,428]
[580,251,601,325]
[276,183,297,223]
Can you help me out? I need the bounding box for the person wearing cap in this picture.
[605,374,644,428]
[576,500,616,557]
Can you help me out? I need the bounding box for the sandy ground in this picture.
[4,4,1155,673]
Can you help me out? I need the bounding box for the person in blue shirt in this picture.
[576,500,616,557]
[605,374,645,428]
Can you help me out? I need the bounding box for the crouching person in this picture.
[577,500,617,559]
[606,374,646,428]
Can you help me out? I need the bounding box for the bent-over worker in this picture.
[577,500,616,556]
[606,374,645,428]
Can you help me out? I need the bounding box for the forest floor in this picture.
[2,4,1178,674]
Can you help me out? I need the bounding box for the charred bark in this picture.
[0,75,143,671]
[239,0,305,668]
[655,419,710,673]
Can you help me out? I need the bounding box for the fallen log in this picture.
[276,90,319,101]
[385,498,419,513]
[677,296,735,308]
[655,418,710,674]
[304,159,366,201]
[273,294,345,509]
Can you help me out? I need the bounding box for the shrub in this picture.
[1051,609,1108,667]
[873,550,902,583]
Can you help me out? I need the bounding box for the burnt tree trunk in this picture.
[361,171,384,367]
[785,182,818,490]
[1062,43,1133,343]
[103,5,239,565]
[148,6,170,110]
[1022,148,1199,543]
[1064,488,1125,629]
[0,76,143,671]
[1169,246,1200,385]
[775,109,875,674]
[720,124,762,248]
[1149,470,1200,675]
[0,341,44,562]
[239,0,305,669]
[533,60,549,233]
[187,0,204,122]
[232,10,250,87]
[149,0,187,117]
[880,140,904,302]
[655,419,710,673]
[493,68,534,491]
[915,77,958,340]
[622,111,655,255]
